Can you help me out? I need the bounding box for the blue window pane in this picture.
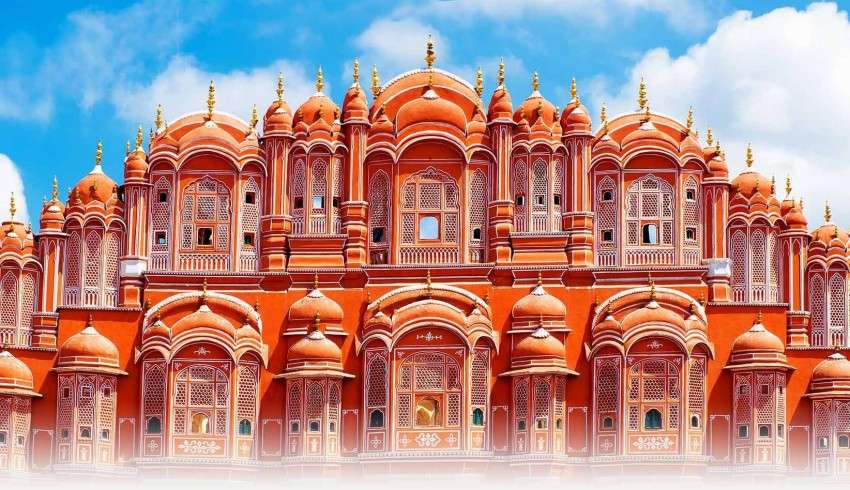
[419,216,439,240]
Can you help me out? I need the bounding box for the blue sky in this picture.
[1,0,848,227]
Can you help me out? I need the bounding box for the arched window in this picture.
[681,176,701,265]
[290,158,306,233]
[602,416,614,430]
[396,351,462,430]
[530,159,549,232]
[368,170,391,264]
[471,408,484,426]
[839,434,850,448]
[238,419,252,436]
[64,230,81,305]
[642,224,658,244]
[310,159,328,233]
[730,228,748,302]
[512,159,528,232]
[83,230,102,305]
[468,170,487,262]
[625,174,674,265]
[415,397,440,427]
[829,272,847,346]
[178,176,231,271]
[191,413,210,434]
[399,167,460,264]
[809,272,826,346]
[644,409,662,430]
[595,176,618,266]
[146,416,162,434]
[150,176,173,270]
[0,272,17,331]
[239,177,260,272]
[369,409,384,428]
[365,351,388,437]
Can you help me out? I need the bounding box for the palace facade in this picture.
[1,42,849,480]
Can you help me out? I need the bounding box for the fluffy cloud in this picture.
[0,154,28,223]
[111,56,317,128]
[592,3,850,226]
[0,0,214,122]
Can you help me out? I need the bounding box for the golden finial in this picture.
[699,290,706,307]
[135,125,144,151]
[154,104,164,132]
[475,67,483,97]
[531,71,539,92]
[536,100,544,119]
[125,140,130,156]
[95,140,103,166]
[785,175,792,196]
[426,269,432,288]
[497,58,505,87]
[52,176,58,201]
[86,314,94,329]
[800,197,804,211]
[352,59,360,85]
[754,310,763,325]
[315,66,325,93]
[745,143,753,168]
[570,77,577,100]
[206,80,215,120]
[771,175,776,194]
[825,201,832,222]
[276,72,285,102]
[600,103,608,127]
[249,104,258,130]
[201,277,208,303]
[637,77,648,110]
[537,271,543,286]
[706,127,714,147]
[8,192,16,220]
[686,106,694,130]
[313,272,319,290]
[648,279,657,301]
[425,34,436,68]
[371,65,380,98]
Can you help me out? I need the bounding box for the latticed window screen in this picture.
[682,176,701,253]
[172,364,229,437]
[514,378,529,426]
[687,357,705,425]
[290,159,306,234]
[395,351,463,429]
[730,229,748,300]
[84,231,102,292]
[595,176,618,265]
[625,174,674,247]
[0,272,17,329]
[287,382,302,433]
[332,159,342,233]
[512,160,528,232]
[468,170,487,261]
[626,356,682,432]
[470,350,489,421]
[65,231,81,291]
[553,160,563,229]
[365,350,388,437]
[595,357,620,430]
[368,171,391,264]
[18,272,35,336]
[530,160,550,232]
[809,273,826,346]
[142,362,166,434]
[830,272,848,346]
[751,231,766,283]
[236,363,258,439]
[398,167,460,264]
[310,160,328,233]
[179,176,231,254]
[533,378,551,425]
[239,178,260,272]
[150,176,173,270]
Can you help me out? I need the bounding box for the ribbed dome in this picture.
[0,221,34,255]
[294,93,340,128]
[731,321,784,354]
[288,328,342,366]
[513,326,566,361]
[731,171,773,200]
[395,88,468,135]
[58,321,121,372]
[512,283,567,320]
[342,83,368,118]
[264,100,293,132]
[0,351,38,397]
[562,103,592,133]
[813,353,850,383]
[487,86,513,120]
[170,303,238,338]
[70,165,118,207]
[620,119,679,150]
[288,286,344,330]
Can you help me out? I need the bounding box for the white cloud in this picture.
[0,0,214,122]
[111,56,317,127]
[410,0,712,33]
[0,154,28,223]
[591,2,850,226]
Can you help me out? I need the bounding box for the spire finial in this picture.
[771,175,776,195]
[125,140,130,156]
[537,271,543,286]
[800,197,804,211]
[206,80,215,120]
[201,278,208,304]
[706,127,714,147]
[86,314,94,329]
[313,311,321,331]
[52,176,58,201]
[745,143,754,168]
[313,272,319,290]
[600,103,608,129]
[648,279,657,301]
[135,125,144,151]
[315,66,324,93]
[8,192,15,220]
[785,175,792,197]
[754,310,763,325]
[497,57,505,87]
[825,201,832,222]
[276,72,285,102]
[95,140,103,166]
[371,65,380,98]
[686,106,694,130]
[249,104,258,130]
[570,77,577,100]
[531,71,539,92]
[352,59,360,85]
[154,104,164,132]
[425,34,436,68]
[475,67,483,97]
[426,269,432,288]
[637,77,648,110]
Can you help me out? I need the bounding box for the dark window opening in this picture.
[602,416,614,430]
[472,228,482,240]
[239,419,252,436]
[308,420,320,432]
[686,189,696,201]
[760,385,770,395]
[839,434,850,448]
[642,224,658,244]
[16,435,24,447]
[602,229,614,242]
[686,227,696,241]
[369,410,384,428]
[516,195,524,206]
[329,421,336,433]
[554,194,561,206]
[535,195,545,205]
[759,424,771,438]
[146,417,161,434]
[332,197,340,208]
[602,190,613,201]
[156,232,167,245]
[738,425,749,439]
[197,227,213,246]
[294,197,304,209]
[517,420,526,431]
[100,429,110,441]
[372,227,385,243]
[536,417,548,430]
[158,191,168,203]
[556,418,563,430]
[0,432,6,445]
[644,409,662,430]
[61,429,69,439]
[245,191,256,204]
[778,424,785,439]
[691,414,700,428]
[243,233,255,246]
[80,427,91,439]
[62,387,70,399]
[819,436,829,448]
[472,408,484,426]
[739,385,747,395]
[290,421,300,433]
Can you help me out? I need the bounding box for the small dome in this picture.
[513,90,557,130]
[264,99,293,133]
[0,221,34,255]
[620,119,679,150]
[810,222,849,248]
[812,352,850,383]
[593,133,620,154]
[293,93,340,128]
[288,285,344,331]
[563,104,592,133]
[620,304,686,332]
[785,203,808,230]
[40,197,65,231]
[730,171,772,200]
[512,283,567,321]
[70,164,119,208]
[395,88,468,136]
[124,148,148,179]
[342,84,368,119]
[679,134,702,156]
[58,320,121,373]
[487,86,513,120]
[513,326,566,362]
[0,351,38,397]
[707,150,729,178]
[170,303,238,339]
[368,108,394,138]
[731,321,784,354]
[288,328,342,366]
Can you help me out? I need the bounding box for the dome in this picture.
[342,80,368,120]
[563,103,592,133]
[58,319,123,374]
[264,74,294,133]
[288,284,344,332]
[513,326,566,362]
[785,203,808,230]
[0,351,39,397]
[679,134,702,156]
[813,353,850,383]
[170,302,238,339]
[395,87,468,136]
[0,220,34,255]
[293,80,340,129]
[512,282,567,321]
[620,119,679,151]
[487,86,513,120]
[124,130,148,179]
[368,108,394,138]
[707,149,729,178]
[810,222,849,247]
[288,327,342,366]
[731,321,784,354]
[619,303,686,332]
[70,163,119,208]
[39,197,65,231]
[730,170,773,200]
[513,73,557,130]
